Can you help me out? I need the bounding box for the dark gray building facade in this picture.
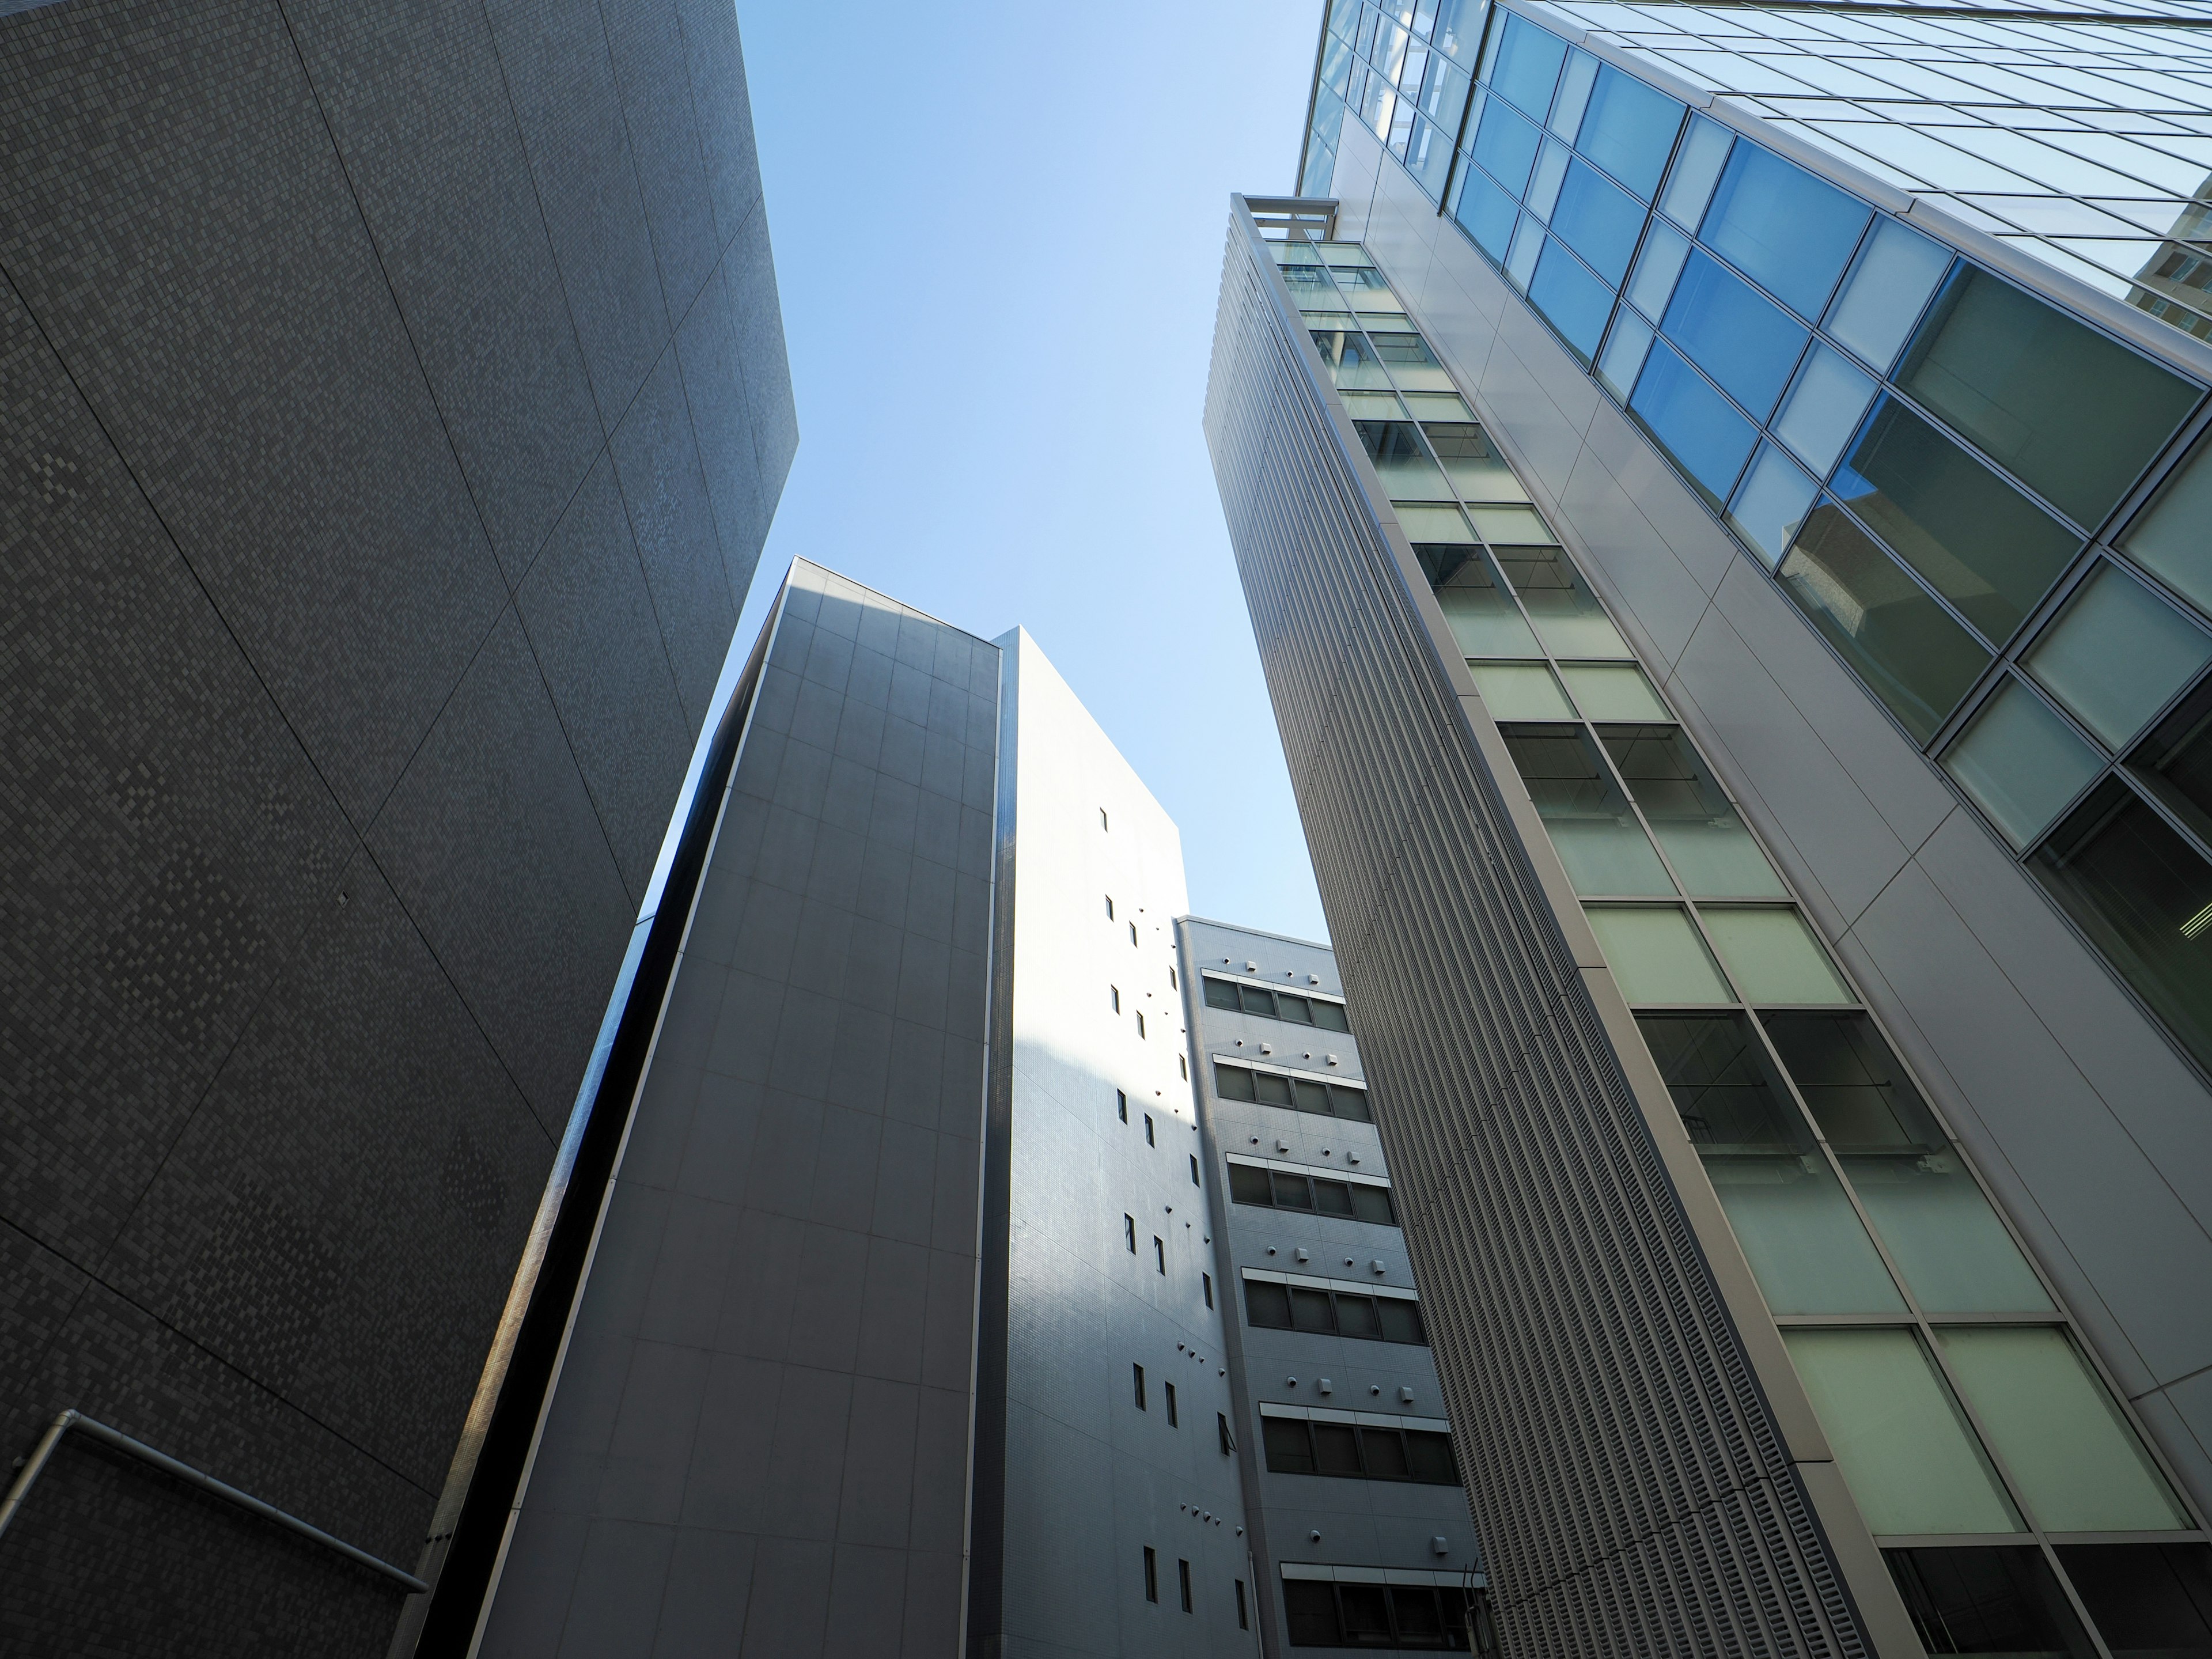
[0,0,793,1650]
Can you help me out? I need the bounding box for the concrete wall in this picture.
[0,0,791,1651]
[984,633,1253,1659]
[474,562,997,1658]
[1180,918,1471,1659]
[1324,108,2212,1516]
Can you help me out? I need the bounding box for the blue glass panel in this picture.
[1575,63,1683,200]
[1491,13,1567,120]
[1631,340,1759,506]
[1407,113,1455,200]
[1472,97,1542,196]
[1701,143,1872,321]
[1661,249,1809,422]
[1529,241,1615,362]
[1431,0,1484,65]
[1548,157,1643,285]
[1456,166,1520,261]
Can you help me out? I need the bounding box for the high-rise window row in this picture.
[1261,219,2210,1645]
[1228,1154,1400,1223]
[1281,1570,1486,1652]
[1214,1058,1374,1120]
[1203,971,1354,1029]
[1276,84,2212,1096]
[1260,1405,1462,1484]
[1244,1269,1429,1343]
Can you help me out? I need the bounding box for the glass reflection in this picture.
[1501,724,1675,895]
[1662,248,1810,421]
[1423,421,1530,500]
[2026,562,2212,750]
[1700,141,1872,320]
[1355,419,1453,499]
[1494,543,1632,656]
[1312,328,1393,389]
[1630,339,1759,506]
[1369,330,1457,389]
[1432,545,1543,657]
[1601,725,1787,895]
[1886,1548,2096,1657]
[1637,1012,1904,1314]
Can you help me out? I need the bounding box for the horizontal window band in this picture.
[1243,1266,1420,1301]
[1200,968,1350,1007]
[1260,1402,1454,1432]
[1211,1052,1366,1089]
[1281,1563,1487,1589]
[1226,1152,1392,1190]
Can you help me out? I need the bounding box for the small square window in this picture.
[1145,1114,1156,1145]
[1124,1215,1136,1253]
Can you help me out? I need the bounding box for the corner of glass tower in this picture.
[1206,1,2212,1652]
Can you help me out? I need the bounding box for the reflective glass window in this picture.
[1419,55,1471,124]
[1528,240,1615,362]
[1406,112,1455,199]
[1560,661,1668,721]
[1596,309,1653,402]
[1825,218,1950,374]
[1772,344,1876,480]
[1371,331,1456,390]
[2129,677,2212,851]
[1661,249,1809,422]
[1700,907,1853,1003]
[1468,660,1574,717]
[1456,165,1520,261]
[1700,142,1872,321]
[1430,0,1483,65]
[2025,562,2212,749]
[2056,1544,2212,1656]
[1548,158,1643,285]
[1501,724,1676,895]
[1603,725,1787,896]
[1630,340,1759,507]
[2032,778,2212,1074]
[1494,542,1632,656]
[1355,420,1452,499]
[1639,1012,1903,1314]
[1471,96,1542,196]
[1435,551,1543,657]
[1885,1548,2097,1658]
[1548,50,1596,142]
[1728,444,1819,569]
[1467,504,1551,543]
[1575,62,1682,200]
[1525,139,1570,221]
[1490,13,1566,120]
[1938,1326,2188,1532]
[1585,905,1733,1003]
[1834,397,2082,645]
[1660,115,1732,232]
[1312,328,1392,389]
[1778,502,1991,743]
[1898,264,2201,531]
[1626,219,1691,321]
[2124,434,2212,620]
[1423,421,1529,500]
[1783,1327,2024,1535]
[1944,677,2103,850]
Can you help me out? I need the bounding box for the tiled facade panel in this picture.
[479,564,997,1659]
[1205,216,1869,1656]
[1331,114,2212,1510]
[0,0,792,1650]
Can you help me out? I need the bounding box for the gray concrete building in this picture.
[1204,0,2212,1652]
[1180,917,1484,1658]
[0,0,793,1652]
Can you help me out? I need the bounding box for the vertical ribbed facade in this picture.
[1203,204,1867,1655]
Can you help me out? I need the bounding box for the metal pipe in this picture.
[0,1409,428,1593]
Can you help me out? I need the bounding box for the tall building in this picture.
[1205,0,2212,1650]
[1178,916,1486,1657]
[0,0,793,1652]
[450,559,1452,1658]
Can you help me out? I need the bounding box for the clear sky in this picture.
[730,0,1331,945]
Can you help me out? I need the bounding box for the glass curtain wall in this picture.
[1302,0,1488,202]
[1326,0,2212,1089]
[1268,232,2212,1653]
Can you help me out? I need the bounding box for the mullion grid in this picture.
[1330,218,2212,1601]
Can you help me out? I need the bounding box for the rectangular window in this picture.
[1143,1546,1157,1602]
[1629,338,1758,508]
[1137,1010,1146,1039]
[1125,1215,1137,1253]
[1145,1114,1156,1145]
[1100,808,1109,832]
[1190,1154,1200,1186]
[1243,1276,1426,1343]
[1111,986,1121,1014]
[1169,966,1177,990]
[1213,1062,1370,1120]
[1179,1054,1187,1080]
[1117,1089,1128,1123]
[1129,921,1139,948]
[1106,895,1115,919]
[1166,1381,1179,1426]
[1700,139,1870,321]
[1230,1161,1398,1225]
[1236,1579,1249,1631]
[1283,1580,1478,1649]
[1154,1237,1166,1275]
[1261,1418,1460,1484]
[1134,1363,1146,1410]
[1179,1558,1193,1614]
[1203,1272,1214,1308]
[1205,976,1243,1011]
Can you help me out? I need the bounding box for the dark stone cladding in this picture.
[1202,202,1869,1657]
[474,561,998,1658]
[0,0,793,1650]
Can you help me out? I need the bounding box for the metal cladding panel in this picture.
[1203,209,1868,1658]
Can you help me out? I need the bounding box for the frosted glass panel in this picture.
[1604,725,1788,897]
[1785,1328,2022,1535]
[2027,562,2212,749]
[1468,505,1553,541]
[1468,661,1574,718]
[1502,725,1675,896]
[2125,434,2212,619]
[1707,1156,1907,1315]
[1560,662,1669,720]
[1438,552,1542,656]
[1702,908,1853,1003]
[1939,1327,2188,1532]
[1586,906,1733,1003]
[1495,543,1631,657]
[1843,1154,2053,1314]
[1944,675,2104,850]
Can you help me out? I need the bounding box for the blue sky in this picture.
[729,0,1330,944]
